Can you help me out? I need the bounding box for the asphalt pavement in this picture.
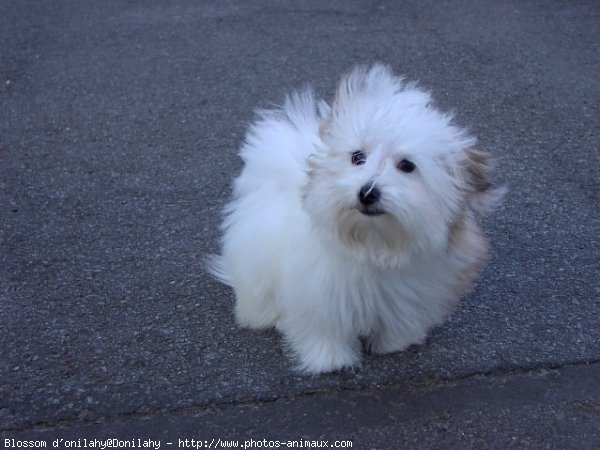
[1,1,599,448]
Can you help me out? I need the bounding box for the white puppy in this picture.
[209,65,500,374]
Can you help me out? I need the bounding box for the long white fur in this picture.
[209,64,497,374]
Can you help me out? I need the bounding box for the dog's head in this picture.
[303,65,499,267]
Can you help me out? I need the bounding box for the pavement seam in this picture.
[3,358,599,434]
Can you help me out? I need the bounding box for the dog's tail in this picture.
[204,254,232,286]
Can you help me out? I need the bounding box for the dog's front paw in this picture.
[367,329,416,355]
[290,336,361,375]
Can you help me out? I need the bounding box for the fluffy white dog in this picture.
[209,65,500,374]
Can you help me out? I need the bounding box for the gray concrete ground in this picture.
[1,0,599,448]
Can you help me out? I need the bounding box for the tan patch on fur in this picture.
[463,148,493,193]
[448,212,490,298]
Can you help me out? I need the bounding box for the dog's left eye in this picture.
[351,150,366,166]
[398,159,416,173]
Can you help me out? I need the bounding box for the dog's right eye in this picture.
[351,150,366,166]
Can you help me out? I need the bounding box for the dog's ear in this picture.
[319,105,333,139]
[320,71,359,138]
[462,148,493,193]
[320,64,398,139]
[459,148,504,214]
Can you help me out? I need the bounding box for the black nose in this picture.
[358,183,381,206]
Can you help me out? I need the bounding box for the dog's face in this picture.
[303,66,494,266]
